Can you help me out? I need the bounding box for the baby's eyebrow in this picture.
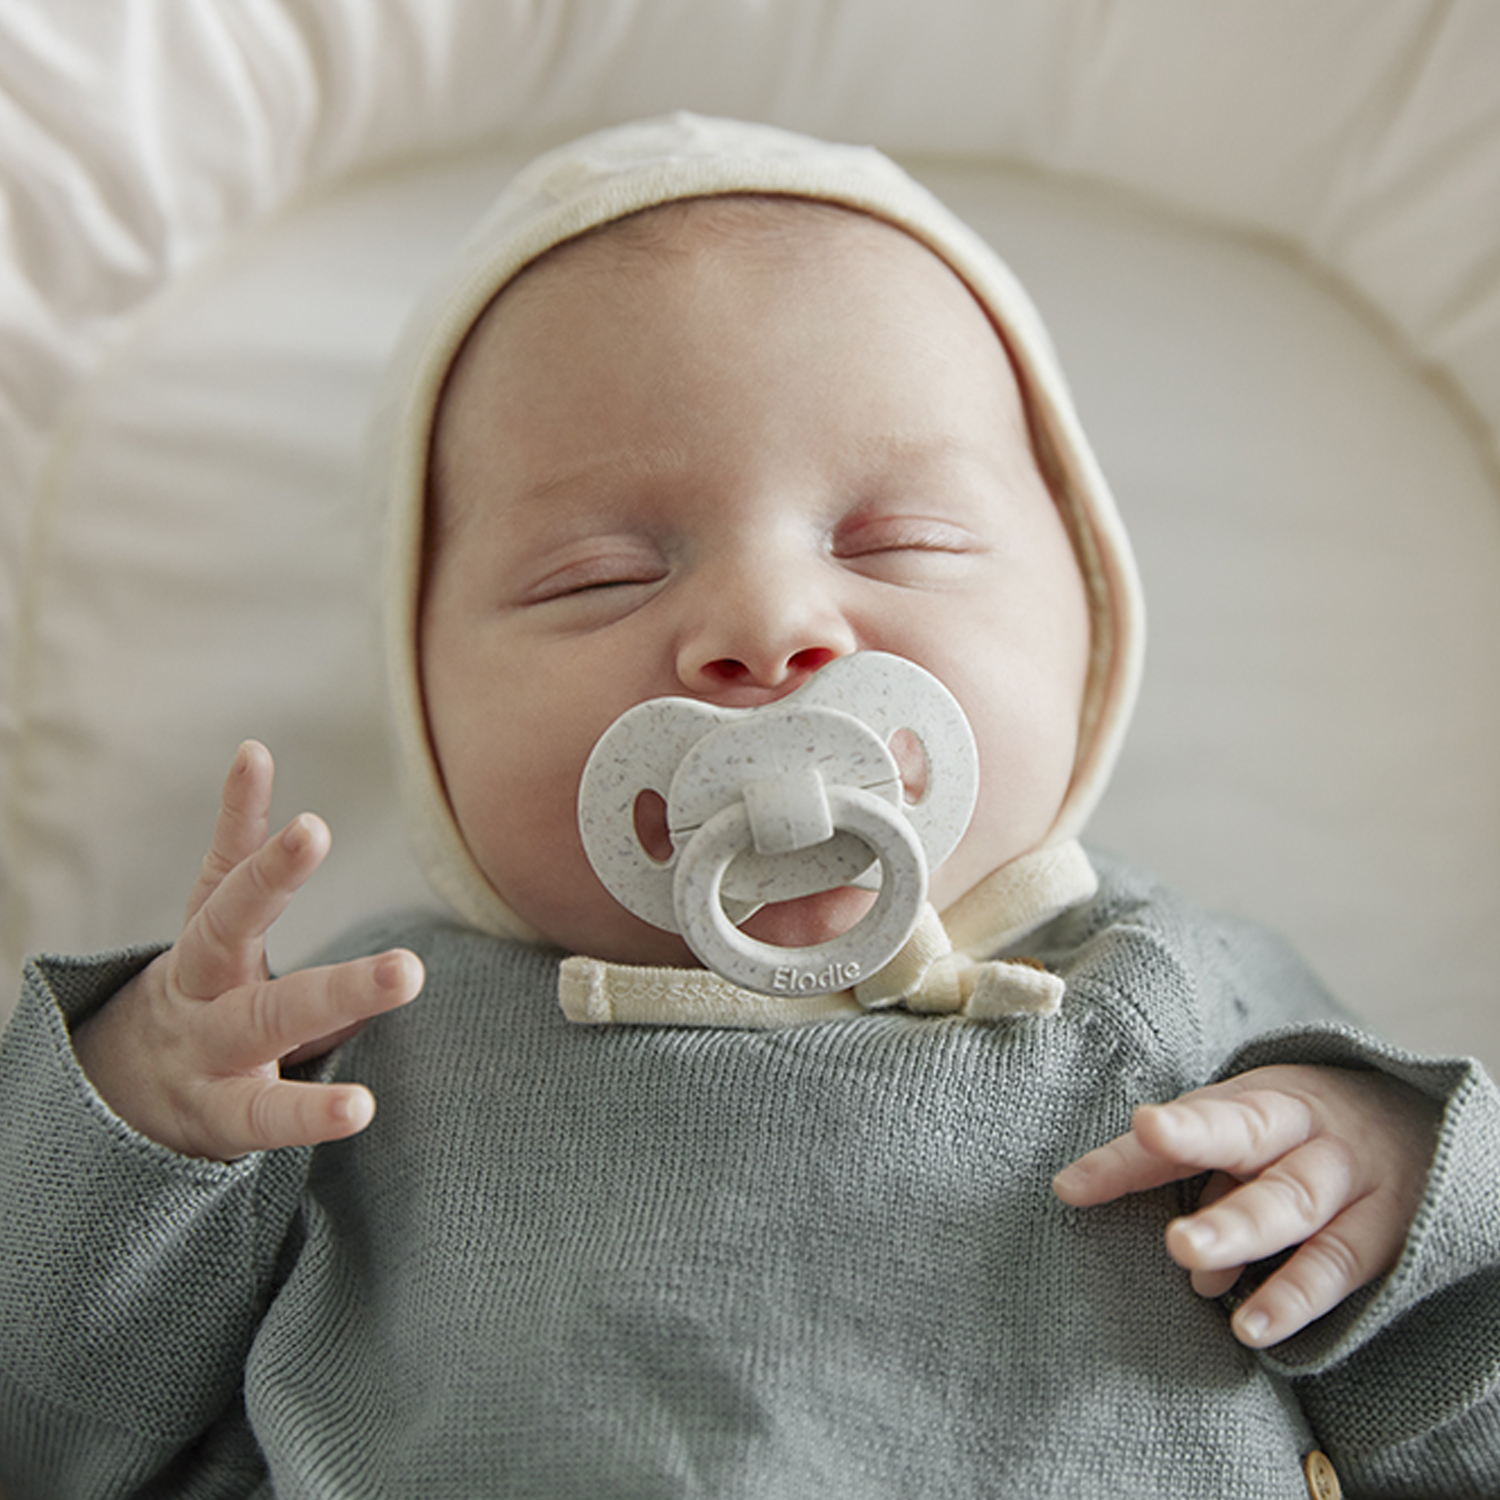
[519,442,695,507]
[841,430,1017,482]
[851,430,956,461]
[503,431,1014,528]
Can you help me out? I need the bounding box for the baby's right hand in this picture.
[71,742,423,1161]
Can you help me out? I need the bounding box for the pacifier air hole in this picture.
[889,728,930,806]
[632,789,673,864]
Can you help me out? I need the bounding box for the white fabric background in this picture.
[2,1,1497,1068]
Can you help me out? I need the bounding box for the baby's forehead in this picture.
[472,193,983,353]
[436,199,866,437]
[440,193,1013,426]
[424,191,1037,547]
[439,194,1032,502]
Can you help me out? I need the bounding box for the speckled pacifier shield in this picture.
[577,653,979,995]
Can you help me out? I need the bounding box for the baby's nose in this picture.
[699,645,839,694]
[675,568,857,701]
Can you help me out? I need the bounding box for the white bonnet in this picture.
[377,112,1145,949]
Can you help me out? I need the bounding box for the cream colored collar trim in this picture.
[940,840,1099,958]
[557,841,1096,1028]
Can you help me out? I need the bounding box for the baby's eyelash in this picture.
[833,516,978,557]
[525,558,667,604]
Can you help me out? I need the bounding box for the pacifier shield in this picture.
[576,652,979,993]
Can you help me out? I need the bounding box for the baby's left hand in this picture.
[1052,1065,1440,1348]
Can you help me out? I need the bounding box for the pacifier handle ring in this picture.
[672,785,928,996]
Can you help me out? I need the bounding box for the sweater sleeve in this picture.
[0,950,310,1499]
[1185,907,1500,1496]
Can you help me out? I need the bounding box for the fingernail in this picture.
[1153,1104,1196,1138]
[1177,1219,1217,1252]
[1051,1162,1090,1201]
[375,953,408,989]
[1237,1309,1271,1345]
[334,1089,376,1131]
[281,816,309,853]
[235,739,266,774]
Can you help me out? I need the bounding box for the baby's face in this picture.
[421,202,1091,965]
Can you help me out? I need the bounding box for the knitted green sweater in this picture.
[3,855,1499,1498]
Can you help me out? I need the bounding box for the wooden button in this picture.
[1303,1449,1341,1500]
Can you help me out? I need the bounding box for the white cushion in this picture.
[2,1,1497,1070]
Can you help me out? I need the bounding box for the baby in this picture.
[4,115,1499,1499]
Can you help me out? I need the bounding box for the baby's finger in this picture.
[1053,1130,1194,1206]
[1132,1089,1315,1178]
[1182,1172,1244,1298]
[1055,1089,1318,1208]
[184,742,276,924]
[205,950,423,1072]
[175,813,331,1000]
[1229,1193,1401,1347]
[1164,1136,1357,1275]
[193,1074,378,1158]
[1189,1264,1245,1300]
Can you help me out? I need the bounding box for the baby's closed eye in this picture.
[521,545,670,604]
[832,513,983,581]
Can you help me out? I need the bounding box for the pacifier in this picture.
[577,652,978,995]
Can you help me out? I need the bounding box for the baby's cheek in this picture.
[461,772,580,909]
[931,709,1079,904]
